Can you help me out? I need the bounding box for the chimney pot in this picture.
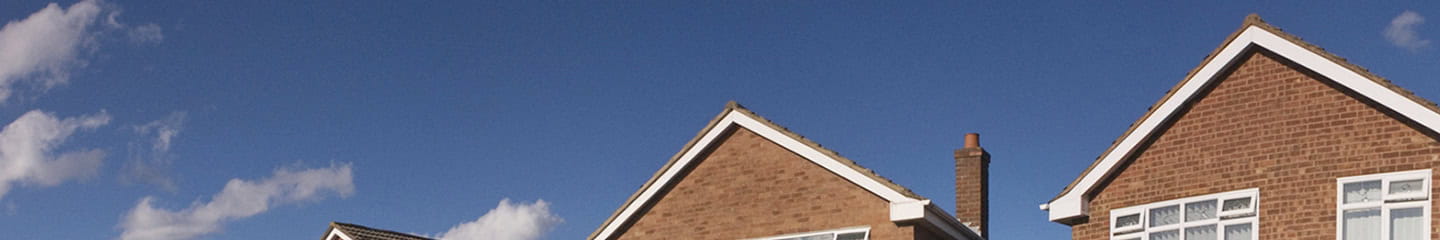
[963,133,980,148]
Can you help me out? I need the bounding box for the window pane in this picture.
[1150,230,1180,240]
[779,233,834,240]
[1389,180,1424,195]
[1223,223,1252,240]
[1391,207,1424,240]
[1115,214,1141,228]
[835,232,865,240]
[1344,181,1382,203]
[1186,200,1217,221]
[1185,225,1216,240]
[1150,205,1180,227]
[1343,208,1381,240]
[1221,197,1251,212]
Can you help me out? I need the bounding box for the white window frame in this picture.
[1334,169,1432,240]
[1109,188,1259,240]
[749,226,870,240]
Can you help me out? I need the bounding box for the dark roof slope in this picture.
[323,222,432,240]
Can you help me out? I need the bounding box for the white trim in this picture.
[594,110,972,239]
[727,111,918,202]
[1049,24,1440,222]
[923,204,978,240]
[886,200,977,240]
[890,200,930,221]
[325,229,354,240]
[1334,169,1432,240]
[1108,188,1260,240]
[1110,207,1144,234]
[747,226,871,240]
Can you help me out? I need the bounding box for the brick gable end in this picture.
[1072,51,1440,239]
[614,128,932,239]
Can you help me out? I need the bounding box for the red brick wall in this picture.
[1072,51,1440,239]
[614,128,923,239]
[955,148,988,237]
[914,226,948,240]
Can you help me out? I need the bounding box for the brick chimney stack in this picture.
[955,133,989,238]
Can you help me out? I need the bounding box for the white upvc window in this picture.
[751,226,869,240]
[1336,169,1431,240]
[1109,188,1259,240]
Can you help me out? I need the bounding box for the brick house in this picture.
[1043,14,1440,240]
[590,102,988,240]
[320,222,431,240]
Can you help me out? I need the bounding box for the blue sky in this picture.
[0,1,1437,239]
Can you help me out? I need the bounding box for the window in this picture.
[1336,169,1431,240]
[753,227,869,240]
[1110,188,1258,240]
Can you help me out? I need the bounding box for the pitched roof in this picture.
[1045,14,1440,222]
[723,102,925,199]
[323,222,432,240]
[590,101,978,240]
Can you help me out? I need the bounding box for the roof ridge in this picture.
[725,100,745,110]
[1242,13,1265,26]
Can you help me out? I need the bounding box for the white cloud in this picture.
[136,112,185,153]
[127,23,163,44]
[436,199,563,240]
[1385,11,1431,51]
[119,163,354,240]
[0,0,104,103]
[121,112,186,190]
[0,110,110,200]
[0,0,163,103]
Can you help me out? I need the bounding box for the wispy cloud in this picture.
[119,163,355,240]
[0,110,110,200]
[435,199,563,240]
[0,0,104,103]
[126,23,163,44]
[1385,11,1431,51]
[121,112,186,190]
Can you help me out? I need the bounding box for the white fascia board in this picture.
[593,110,922,239]
[891,200,981,240]
[1048,25,1440,222]
[1247,28,1440,131]
[728,111,921,202]
[1047,194,1085,221]
[890,200,929,221]
[924,203,981,240]
[326,229,354,240]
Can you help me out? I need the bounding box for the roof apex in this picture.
[1046,14,1440,223]
[325,222,431,240]
[1242,13,1264,26]
[589,102,967,239]
[725,100,745,110]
